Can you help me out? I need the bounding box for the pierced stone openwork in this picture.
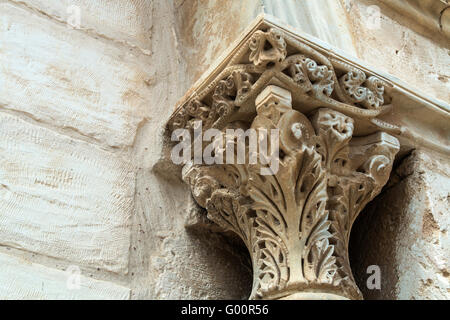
[167,24,400,300]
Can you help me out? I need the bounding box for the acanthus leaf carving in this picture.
[170,23,402,300]
[340,70,385,109]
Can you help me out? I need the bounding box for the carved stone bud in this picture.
[167,22,404,300]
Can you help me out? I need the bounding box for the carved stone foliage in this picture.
[169,28,401,136]
[168,26,401,300]
[181,86,399,300]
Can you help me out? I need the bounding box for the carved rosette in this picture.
[168,28,400,300]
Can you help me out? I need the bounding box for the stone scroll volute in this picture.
[168,26,400,300]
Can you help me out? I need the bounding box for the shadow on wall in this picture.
[349,151,412,300]
[185,226,253,299]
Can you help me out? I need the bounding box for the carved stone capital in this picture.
[164,17,450,300]
[181,86,398,300]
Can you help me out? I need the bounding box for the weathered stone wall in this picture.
[0,0,448,299]
[351,151,450,299]
[0,0,153,298]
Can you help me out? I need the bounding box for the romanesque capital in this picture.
[167,23,402,300]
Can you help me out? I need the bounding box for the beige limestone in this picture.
[8,0,153,54]
[0,252,131,299]
[379,0,450,38]
[166,11,449,300]
[0,112,135,274]
[0,2,151,149]
[0,0,448,300]
[342,0,450,103]
[351,150,450,299]
[169,20,403,299]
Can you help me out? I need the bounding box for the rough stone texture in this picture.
[0,0,448,300]
[260,0,357,55]
[0,252,131,299]
[350,150,450,299]
[150,228,252,299]
[0,112,135,274]
[175,0,357,84]
[342,0,450,103]
[8,0,153,53]
[379,0,450,38]
[0,2,151,148]
[168,17,403,297]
